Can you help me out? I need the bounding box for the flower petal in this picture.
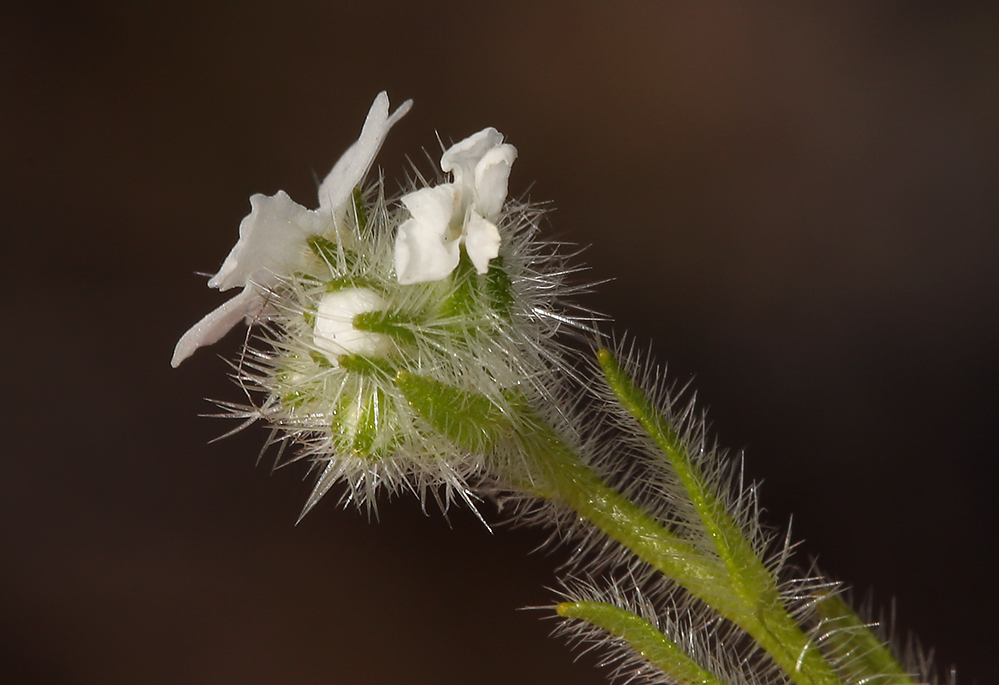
[209,191,324,292]
[472,143,517,220]
[440,127,504,189]
[313,287,391,358]
[317,92,413,213]
[400,183,458,228]
[395,219,461,285]
[171,286,264,367]
[464,210,501,274]
[395,185,461,284]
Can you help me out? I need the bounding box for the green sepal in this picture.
[815,595,917,685]
[353,311,418,345]
[337,353,396,377]
[351,388,385,456]
[351,186,368,234]
[486,257,514,317]
[394,371,521,452]
[293,272,323,285]
[438,250,479,320]
[325,275,381,294]
[309,350,335,368]
[328,387,390,460]
[307,234,337,261]
[308,235,360,272]
[556,601,724,685]
[280,386,311,408]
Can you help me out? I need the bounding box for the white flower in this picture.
[394,128,517,284]
[172,92,411,367]
[313,287,392,358]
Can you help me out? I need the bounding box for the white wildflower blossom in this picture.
[172,91,412,367]
[394,127,517,284]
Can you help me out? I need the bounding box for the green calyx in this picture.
[437,251,514,322]
[351,186,368,234]
[394,371,524,452]
[353,310,419,345]
[337,353,396,377]
[486,257,514,317]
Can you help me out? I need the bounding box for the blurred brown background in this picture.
[2,2,997,684]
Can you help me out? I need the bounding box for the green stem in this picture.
[595,349,846,685]
[516,419,724,592]
[394,371,844,685]
[597,349,772,603]
[516,416,843,685]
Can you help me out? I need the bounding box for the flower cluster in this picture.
[173,93,578,512]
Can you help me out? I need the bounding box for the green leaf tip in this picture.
[815,594,917,685]
[556,601,725,685]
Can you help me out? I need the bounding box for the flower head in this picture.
[394,128,517,284]
[172,92,412,367]
[174,99,583,516]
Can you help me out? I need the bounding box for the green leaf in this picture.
[438,250,479,320]
[597,348,775,605]
[816,595,917,685]
[557,601,725,685]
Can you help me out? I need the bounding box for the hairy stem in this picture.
[395,370,844,685]
[516,415,845,685]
